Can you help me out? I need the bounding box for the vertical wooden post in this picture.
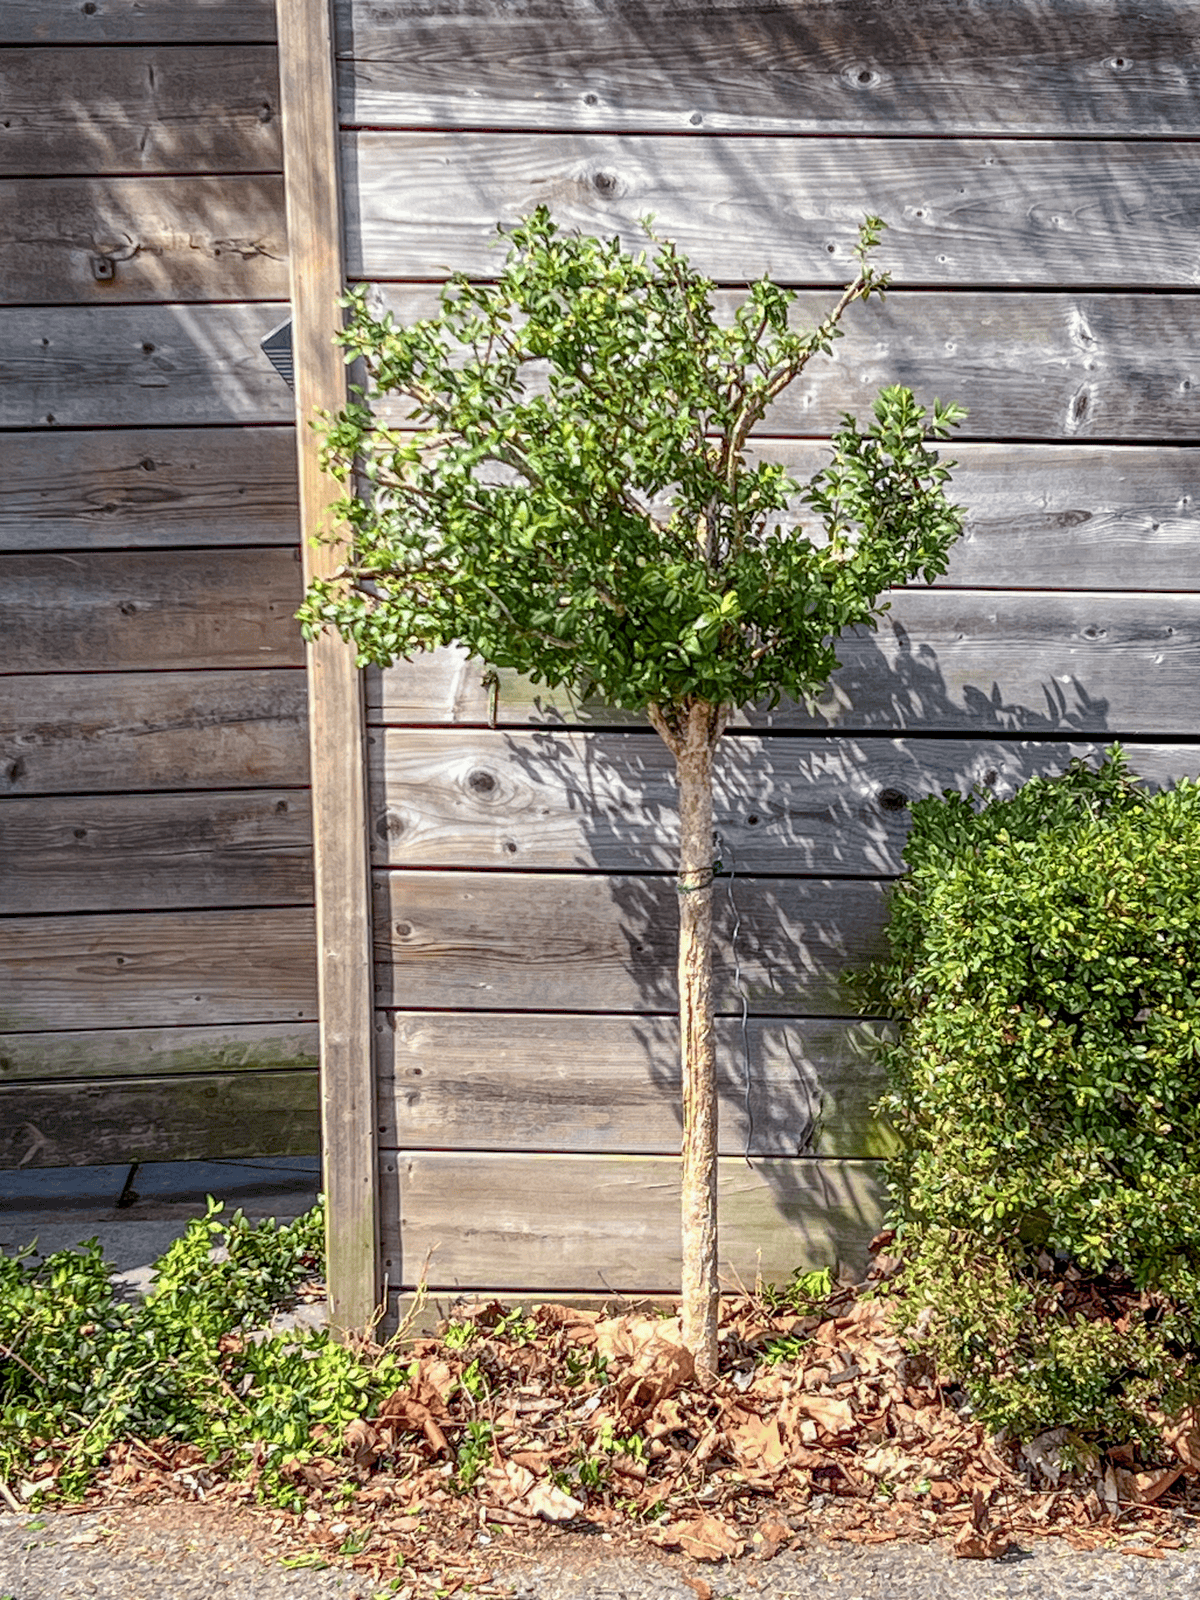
[276,0,378,1333]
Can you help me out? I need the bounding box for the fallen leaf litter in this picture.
[58,1259,1200,1595]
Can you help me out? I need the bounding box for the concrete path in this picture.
[2,1505,1198,1600]
[0,1157,319,1282]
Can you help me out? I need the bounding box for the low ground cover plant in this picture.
[2,1199,1195,1574]
[861,749,1200,1451]
[0,1199,406,1507]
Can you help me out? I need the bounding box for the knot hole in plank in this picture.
[845,64,881,89]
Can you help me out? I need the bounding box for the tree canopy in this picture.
[299,208,964,717]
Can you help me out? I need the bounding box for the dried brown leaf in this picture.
[595,1315,696,1413]
[952,1525,1012,1560]
[1160,1406,1200,1471]
[751,1516,793,1559]
[1115,1466,1183,1506]
[482,1459,584,1523]
[726,1411,787,1474]
[524,1478,586,1522]
[789,1392,856,1440]
[344,1419,381,1469]
[376,1392,450,1457]
[649,1515,745,1562]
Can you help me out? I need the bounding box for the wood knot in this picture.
[376,811,405,840]
[877,788,908,813]
[467,768,497,795]
[845,64,881,89]
[592,170,622,198]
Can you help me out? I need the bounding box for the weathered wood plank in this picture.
[1,670,308,796]
[0,549,304,673]
[373,870,888,1015]
[0,1021,317,1084]
[369,591,1200,737]
[369,730,1200,875]
[868,444,1200,591]
[0,427,298,552]
[306,439,1200,591]
[383,1290,683,1339]
[1,177,287,305]
[377,1012,892,1158]
[6,0,276,45]
[0,907,317,1032]
[0,1071,317,1169]
[722,443,1200,591]
[278,0,379,1334]
[381,1152,886,1291]
[0,47,281,176]
[347,131,1200,290]
[0,304,293,428]
[335,0,1200,138]
[368,286,1200,444]
[1,790,312,913]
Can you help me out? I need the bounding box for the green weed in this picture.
[0,1199,407,1506]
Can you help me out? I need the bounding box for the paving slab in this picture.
[0,1157,319,1276]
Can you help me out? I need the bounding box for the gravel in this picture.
[3,1507,1199,1600]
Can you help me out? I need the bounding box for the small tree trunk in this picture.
[651,697,724,1376]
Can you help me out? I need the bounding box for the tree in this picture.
[300,209,966,1373]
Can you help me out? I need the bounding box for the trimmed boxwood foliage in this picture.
[862,749,1200,1445]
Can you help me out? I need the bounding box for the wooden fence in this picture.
[8,0,1200,1334]
[0,0,319,1173]
[299,0,1200,1321]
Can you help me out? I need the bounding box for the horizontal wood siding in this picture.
[0,2,316,1171]
[0,908,316,1033]
[0,550,305,675]
[0,47,282,175]
[338,0,1200,1302]
[2,791,312,913]
[2,672,307,795]
[0,428,299,552]
[0,549,304,673]
[0,1023,317,1084]
[6,1,277,45]
[369,588,1200,736]
[345,132,1200,290]
[369,731,1200,875]
[381,1153,885,1293]
[0,304,293,428]
[368,286,1200,444]
[377,1013,892,1158]
[2,177,289,305]
[334,0,1200,138]
[0,1072,318,1169]
[373,870,889,1015]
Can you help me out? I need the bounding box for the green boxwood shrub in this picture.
[862,748,1200,1445]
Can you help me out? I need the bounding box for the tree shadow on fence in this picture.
[493,615,1129,1278]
